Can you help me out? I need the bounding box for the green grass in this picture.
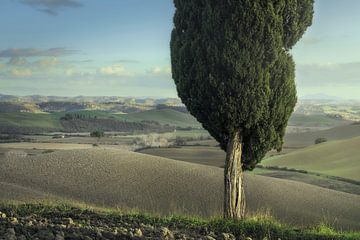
[0,112,61,129]
[263,137,360,181]
[0,109,201,131]
[289,113,349,127]
[114,109,201,128]
[0,203,358,240]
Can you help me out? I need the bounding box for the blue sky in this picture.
[0,0,359,99]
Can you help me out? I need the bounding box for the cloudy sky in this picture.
[0,0,359,99]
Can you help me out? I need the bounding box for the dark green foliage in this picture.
[90,130,105,138]
[174,136,187,146]
[315,137,328,144]
[171,0,314,170]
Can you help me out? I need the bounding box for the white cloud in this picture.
[10,68,32,77]
[34,57,59,68]
[0,48,79,58]
[18,0,82,16]
[65,68,75,76]
[149,66,172,76]
[99,64,127,76]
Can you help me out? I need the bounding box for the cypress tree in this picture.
[170,0,314,219]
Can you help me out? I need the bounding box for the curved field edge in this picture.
[262,136,360,181]
[0,203,359,240]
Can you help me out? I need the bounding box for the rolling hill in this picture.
[288,113,351,127]
[0,109,200,134]
[263,137,360,181]
[0,148,359,230]
[114,109,201,128]
[0,112,62,133]
[284,123,360,148]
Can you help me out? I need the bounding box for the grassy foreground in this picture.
[0,204,359,240]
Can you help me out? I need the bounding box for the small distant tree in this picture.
[171,0,314,219]
[90,130,105,138]
[174,136,187,146]
[61,113,73,120]
[315,137,327,144]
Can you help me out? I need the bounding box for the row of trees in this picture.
[61,113,98,121]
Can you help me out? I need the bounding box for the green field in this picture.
[288,113,350,127]
[263,137,360,181]
[114,109,201,128]
[0,109,201,130]
[0,112,61,129]
[284,124,360,148]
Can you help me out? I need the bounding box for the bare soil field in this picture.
[0,149,359,230]
[0,142,93,150]
[139,146,225,167]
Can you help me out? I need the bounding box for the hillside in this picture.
[0,112,62,134]
[263,137,360,181]
[288,113,351,127]
[284,123,360,148]
[115,109,201,128]
[0,109,200,134]
[0,149,359,230]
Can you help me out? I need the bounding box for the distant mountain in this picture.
[0,93,183,105]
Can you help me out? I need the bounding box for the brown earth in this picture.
[0,149,359,230]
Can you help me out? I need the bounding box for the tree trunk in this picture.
[224,131,246,219]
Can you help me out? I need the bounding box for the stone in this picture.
[55,232,65,240]
[10,217,18,224]
[5,228,17,240]
[18,235,27,240]
[220,233,236,240]
[206,236,216,240]
[65,218,74,225]
[36,229,55,239]
[160,227,174,240]
[118,227,128,235]
[0,211,6,219]
[134,228,143,237]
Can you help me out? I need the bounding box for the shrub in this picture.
[133,133,174,148]
[90,130,105,138]
[315,138,327,144]
[174,137,187,146]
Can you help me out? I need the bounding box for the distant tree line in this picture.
[61,113,98,121]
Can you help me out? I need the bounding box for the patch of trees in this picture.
[90,130,105,138]
[0,134,33,143]
[60,118,175,133]
[315,137,327,144]
[156,104,188,113]
[0,126,60,135]
[61,113,98,121]
[0,102,30,113]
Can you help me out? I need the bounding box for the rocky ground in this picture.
[0,208,239,240]
[0,204,357,240]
